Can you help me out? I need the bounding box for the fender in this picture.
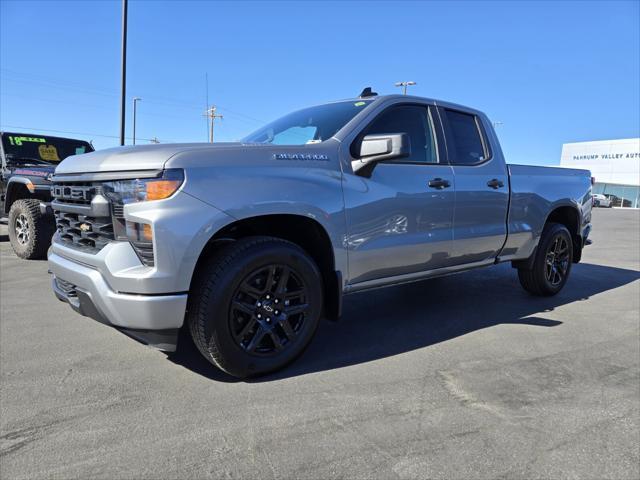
[4,177,36,214]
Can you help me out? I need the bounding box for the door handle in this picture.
[428,178,451,189]
[487,178,504,189]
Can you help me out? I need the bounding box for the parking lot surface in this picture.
[1,209,639,479]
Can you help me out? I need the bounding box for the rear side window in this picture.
[444,109,488,165]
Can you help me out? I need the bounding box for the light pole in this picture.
[395,81,416,95]
[119,0,128,146]
[132,97,141,145]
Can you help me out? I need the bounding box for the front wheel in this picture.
[7,199,55,260]
[187,236,323,378]
[518,223,573,296]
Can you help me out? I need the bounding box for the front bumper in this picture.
[49,251,187,351]
[47,187,235,351]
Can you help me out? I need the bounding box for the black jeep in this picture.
[1,132,94,259]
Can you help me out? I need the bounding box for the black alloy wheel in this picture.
[230,264,310,356]
[188,236,323,378]
[544,235,570,287]
[518,222,574,296]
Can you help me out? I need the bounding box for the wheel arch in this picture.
[4,179,32,214]
[190,213,342,320]
[512,203,583,271]
[544,205,583,263]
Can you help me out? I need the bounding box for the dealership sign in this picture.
[572,152,640,161]
[561,138,640,187]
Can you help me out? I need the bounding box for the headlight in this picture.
[102,168,184,204]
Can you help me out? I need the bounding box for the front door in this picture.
[343,104,455,285]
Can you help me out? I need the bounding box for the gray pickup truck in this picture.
[48,92,592,377]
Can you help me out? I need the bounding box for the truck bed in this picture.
[501,164,592,261]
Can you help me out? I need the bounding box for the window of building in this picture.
[595,183,640,208]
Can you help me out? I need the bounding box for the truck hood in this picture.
[54,141,338,175]
[54,143,244,175]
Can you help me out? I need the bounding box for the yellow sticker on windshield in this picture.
[39,144,60,161]
[354,101,366,107]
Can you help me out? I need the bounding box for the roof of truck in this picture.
[323,93,486,116]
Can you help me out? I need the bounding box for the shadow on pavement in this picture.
[0,235,8,242]
[168,262,639,382]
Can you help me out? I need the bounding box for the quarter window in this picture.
[361,105,439,164]
[444,109,487,165]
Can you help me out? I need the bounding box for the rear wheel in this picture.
[518,223,573,296]
[7,199,55,260]
[187,236,323,378]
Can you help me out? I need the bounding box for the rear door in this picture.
[343,103,456,284]
[438,107,509,264]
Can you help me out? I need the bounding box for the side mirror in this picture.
[352,133,410,173]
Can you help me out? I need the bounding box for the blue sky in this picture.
[1,0,638,165]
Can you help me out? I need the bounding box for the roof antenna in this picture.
[359,87,378,98]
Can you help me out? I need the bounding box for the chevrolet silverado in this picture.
[48,91,592,377]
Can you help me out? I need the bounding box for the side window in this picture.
[444,109,488,165]
[362,105,439,164]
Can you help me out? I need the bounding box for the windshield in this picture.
[242,100,374,145]
[1,132,94,166]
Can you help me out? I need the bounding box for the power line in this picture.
[0,92,202,121]
[1,70,267,126]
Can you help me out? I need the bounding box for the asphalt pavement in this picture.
[1,209,639,479]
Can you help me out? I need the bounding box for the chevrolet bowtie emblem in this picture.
[79,223,91,232]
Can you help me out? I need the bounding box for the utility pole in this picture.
[132,97,141,145]
[395,81,416,95]
[119,0,128,146]
[203,106,223,143]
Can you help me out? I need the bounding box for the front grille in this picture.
[52,182,115,253]
[55,211,114,250]
[51,183,100,205]
[55,277,77,297]
[113,204,124,218]
[52,180,154,266]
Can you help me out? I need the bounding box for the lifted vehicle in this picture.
[1,132,94,259]
[48,91,592,378]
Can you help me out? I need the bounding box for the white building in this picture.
[561,138,640,208]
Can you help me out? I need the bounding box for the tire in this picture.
[518,223,573,296]
[7,199,56,260]
[187,236,323,378]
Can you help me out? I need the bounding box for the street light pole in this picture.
[119,0,128,146]
[132,97,141,145]
[394,81,416,95]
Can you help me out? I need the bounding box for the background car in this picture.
[592,193,613,208]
